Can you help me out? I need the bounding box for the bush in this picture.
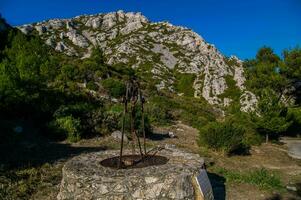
[86,81,98,91]
[119,107,152,137]
[198,118,247,154]
[174,73,196,97]
[230,112,262,146]
[103,104,123,132]
[102,78,125,98]
[146,100,173,125]
[287,107,301,137]
[49,115,81,142]
[101,103,152,138]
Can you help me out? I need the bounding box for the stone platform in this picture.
[57,146,205,200]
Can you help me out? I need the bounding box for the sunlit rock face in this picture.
[17,10,257,111]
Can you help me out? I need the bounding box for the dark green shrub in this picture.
[103,104,123,132]
[49,115,81,142]
[102,103,152,137]
[198,118,247,154]
[86,107,105,135]
[174,73,196,97]
[102,78,125,98]
[86,81,98,91]
[146,102,172,125]
[119,107,152,137]
[230,112,262,146]
[53,103,93,118]
[287,107,301,137]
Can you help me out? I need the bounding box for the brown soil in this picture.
[3,122,301,200]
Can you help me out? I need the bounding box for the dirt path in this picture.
[281,137,301,160]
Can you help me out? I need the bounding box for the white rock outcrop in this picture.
[16,11,257,111]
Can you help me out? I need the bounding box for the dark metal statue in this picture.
[118,79,146,168]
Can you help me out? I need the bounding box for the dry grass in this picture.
[1,122,301,199]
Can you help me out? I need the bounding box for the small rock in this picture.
[132,188,144,199]
[286,185,297,192]
[114,184,127,193]
[111,130,128,142]
[99,184,109,194]
[111,98,118,103]
[168,131,175,138]
[145,183,164,199]
[165,144,176,149]
[145,177,158,184]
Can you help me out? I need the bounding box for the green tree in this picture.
[102,78,125,98]
[283,47,301,80]
[256,46,280,63]
[0,30,58,111]
[245,47,288,97]
[253,89,291,142]
[282,47,301,104]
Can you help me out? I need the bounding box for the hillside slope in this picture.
[17,11,257,111]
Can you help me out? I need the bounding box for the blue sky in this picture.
[1,0,300,59]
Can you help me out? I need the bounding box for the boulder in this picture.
[66,30,89,48]
[168,131,175,138]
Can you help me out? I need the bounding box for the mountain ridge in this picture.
[17,10,257,111]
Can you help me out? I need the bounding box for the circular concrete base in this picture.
[57,146,204,200]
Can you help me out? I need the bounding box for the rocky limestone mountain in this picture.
[17,11,257,111]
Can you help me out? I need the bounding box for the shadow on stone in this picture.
[100,154,168,169]
[207,172,226,200]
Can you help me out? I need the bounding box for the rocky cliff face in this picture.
[17,11,257,111]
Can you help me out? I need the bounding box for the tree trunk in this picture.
[266,134,269,143]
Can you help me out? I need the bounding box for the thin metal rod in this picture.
[140,91,146,155]
[135,130,144,158]
[130,104,135,155]
[118,103,126,168]
[118,87,129,168]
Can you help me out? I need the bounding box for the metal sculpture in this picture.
[118,79,146,168]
